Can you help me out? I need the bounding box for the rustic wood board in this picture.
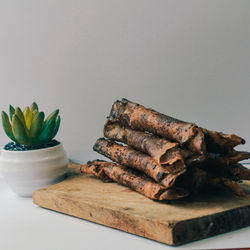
[33,163,250,246]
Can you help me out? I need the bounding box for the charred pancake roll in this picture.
[93,138,186,188]
[80,160,112,182]
[202,128,245,153]
[222,164,250,181]
[200,162,250,182]
[103,121,185,171]
[81,160,190,201]
[205,176,245,197]
[190,151,250,181]
[227,164,250,181]
[174,166,208,193]
[108,99,206,154]
[209,151,250,167]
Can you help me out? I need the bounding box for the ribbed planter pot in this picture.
[0,142,68,197]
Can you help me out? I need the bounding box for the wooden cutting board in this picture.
[33,163,250,246]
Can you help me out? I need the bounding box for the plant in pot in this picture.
[0,102,68,197]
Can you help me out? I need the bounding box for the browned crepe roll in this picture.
[108,99,245,154]
[201,162,250,182]
[174,166,208,193]
[202,128,245,153]
[108,98,206,154]
[205,176,245,196]
[93,138,186,188]
[81,160,189,201]
[103,121,185,171]
[80,160,112,182]
[209,151,250,167]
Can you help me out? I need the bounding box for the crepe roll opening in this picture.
[160,148,183,165]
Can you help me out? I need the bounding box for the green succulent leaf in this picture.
[12,114,31,145]
[44,109,59,127]
[30,102,39,112]
[34,117,56,145]
[31,109,38,121]
[15,107,26,130]
[30,112,45,138]
[52,115,61,139]
[1,111,16,142]
[9,105,15,121]
[23,106,32,130]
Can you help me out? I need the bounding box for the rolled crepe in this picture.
[205,176,245,196]
[210,151,250,167]
[202,128,245,153]
[228,164,250,180]
[187,151,250,168]
[108,99,245,154]
[81,160,112,182]
[81,160,189,200]
[174,166,208,193]
[103,121,185,171]
[191,151,250,181]
[201,162,250,182]
[108,99,206,154]
[93,138,186,188]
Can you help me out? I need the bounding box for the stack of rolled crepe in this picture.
[80,98,250,201]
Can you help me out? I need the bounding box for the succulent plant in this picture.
[1,102,61,146]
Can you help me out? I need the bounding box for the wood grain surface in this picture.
[33,163,250,245]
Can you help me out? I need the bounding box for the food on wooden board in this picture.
[83,98,250,201]
[201,163,250,182]
[228,164,250,180]
[80,160,190,201]
[205,176,245,197]
[174,166,208,193]
[104,121,185,169]
[81,160,112,182]
[202,128,245,153]
[108,98,206,154]
[209,151,250,167]
[93,137,186,188]
[108,98,245,154]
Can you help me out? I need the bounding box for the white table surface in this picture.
[0,175,250,250]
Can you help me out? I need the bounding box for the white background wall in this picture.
[0,0,249,163]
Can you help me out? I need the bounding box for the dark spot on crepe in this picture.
[107,140,114,147]
[123,114,130,124]
[117,155,123,163]
[95,165,102,173]
[156,172,163,180]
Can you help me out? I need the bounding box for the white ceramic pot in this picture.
[0,142,68,197]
